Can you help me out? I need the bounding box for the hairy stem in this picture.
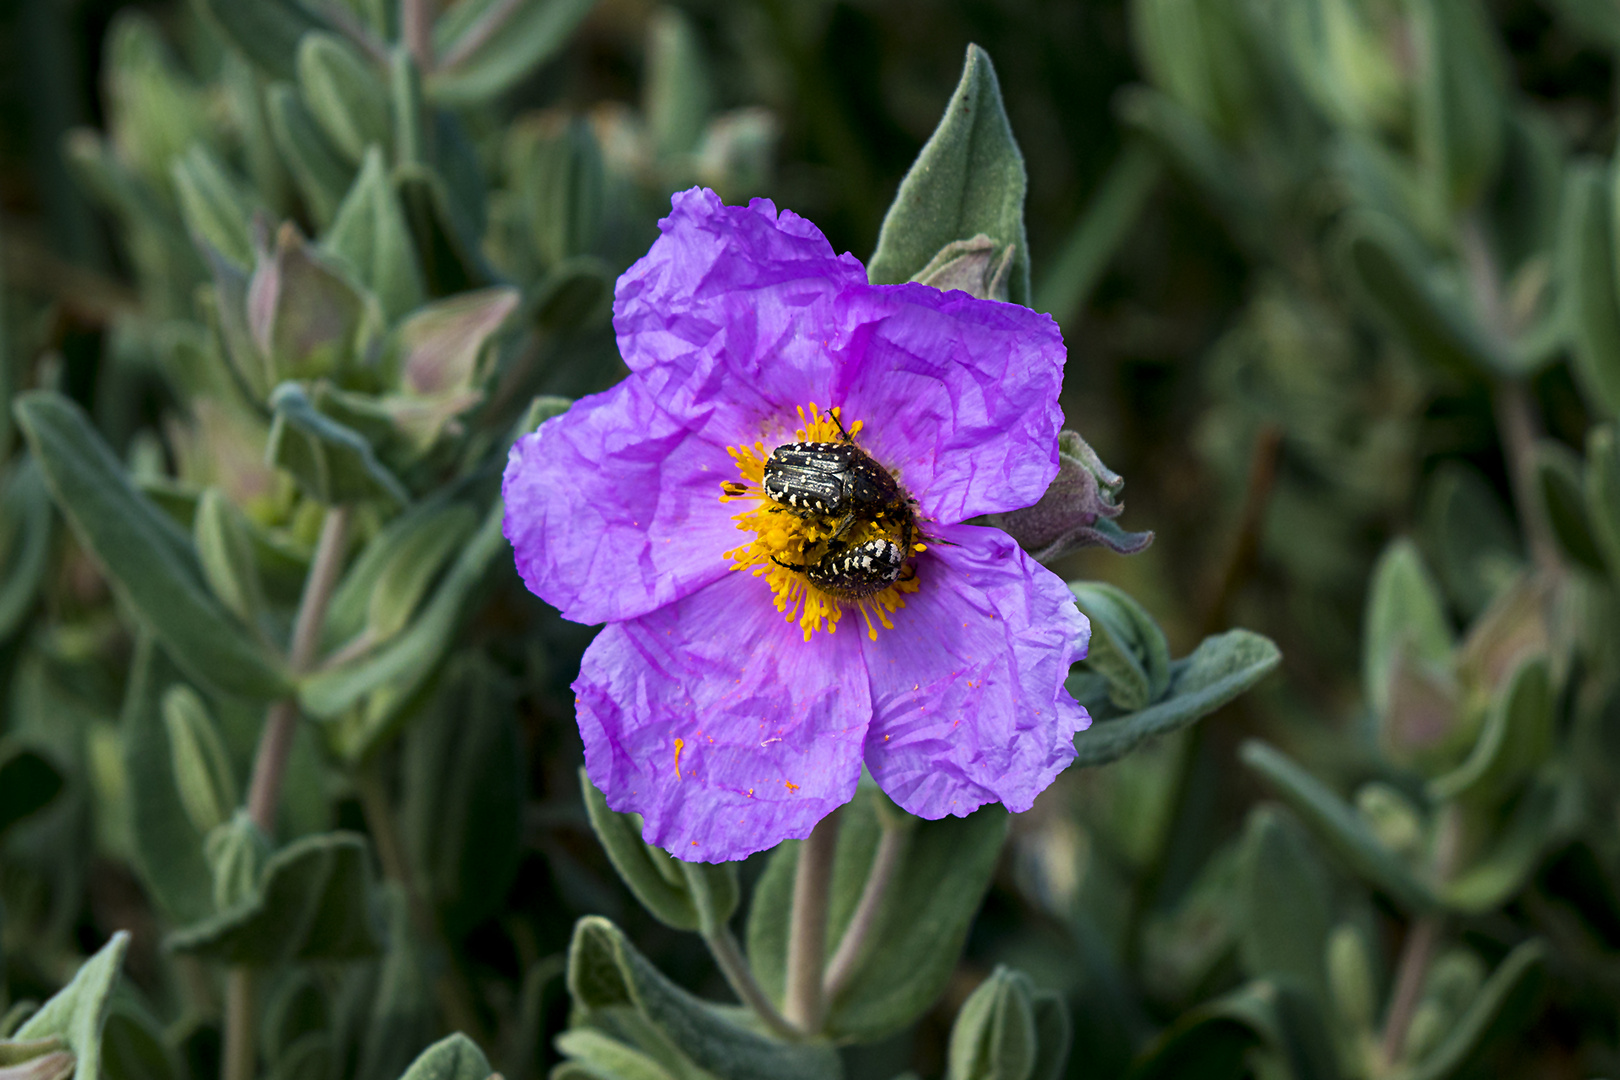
[401,0,434,70]
[822,821,908,1001]
[228,505,350,1080]
[783,809,841,1033]
[705,927,801,1040]
[1379,807,1463,1070]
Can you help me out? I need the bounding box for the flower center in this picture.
[720,403,924,641]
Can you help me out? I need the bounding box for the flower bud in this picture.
[982,431,1153,563]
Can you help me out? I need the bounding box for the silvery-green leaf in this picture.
[1559,162,1620,418]
[192,0,330,80]
[1236,807,1333,1010]
[1533,441,1606,573]
[395,164,492,296]
[551,1030,675,1080]
[193,488,267,633]
[267,382,408,506]
[0,458,52,641]
[324,148,424,324]
[579,767,738,936]
[1241,740,1437,912]
[1428,657,1553,806]
[15,393,290,700]
[867,45,1031,306]
[1130,0,1263,140]
[1363,539,1452,719]
[1419,463,1524,621]
[297,33,390,167]
[1406,940,1545,1080]
[14,934,130,1080]
[1072,630,1281,767]
[945,967,1038,1080]
[644,8,712,159]
[171,145,261,270]
[205,812,272,912]
[509,115,604,268]
[161,684,238,836]
[167,832,382,965]
[324,497,475,647]
[748,792,1007,1044]
[1411,0,1507,213]
[1069,582,1170,711]
[354,887,435,1080]
[1325,923,1376,1031]
[249,223,376,384]
[396,1034,490,1080]
[568,917,841,1080]
[428,0,599,104]
[266,83,355,230]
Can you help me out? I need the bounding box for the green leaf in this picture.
[194,488,268,634]
[167,832,383,965]
[396,165,492,296]
[0,459,52,641]
[1241,740,1437,912]
[1129,0,1264,141]
[384,287,519,449]
[171,144,261,270]
[161,684,238,836]
[366,505,476,640]
[192,0,331,80]
[748,794,1008,1044]
[509,115,604,267]
[267,382,409,506]
[1072,629,1281,768]
[429,0,599,104]
[1411,0,1507,212]
[1070,582,1171,710]
[1338,212,1505,376]
[552,1029,675,1080]
[567,917,841,1080]
[1419,463,1524,621]
[1363,539,1453,718]
[1236,807,1333,1009]
[1586,424,1620,576]
[15,934,131,1080]
[1533,441,1607,573]
[1560,162,1620,418]
[0,744,64,839]
[945,967,1038,1080]
[1034,140,1163,326]
[1127,980,1339,1080]
[99,991,184,1080]
[250,223,376,384]
[120,637,214,924]
[1407,940,1546,1080]
[579,767,738,936]
[354,887,435,1080]
[402,658,524,936]
[297,33,391,167]
[302,495,507,761]
[644,8,712,158]
[323,497,472,646]
[1438,777,1564,913]
[396,1034,490,1080]
[1427,657,1553,805]
[324,148,425,324]
[15,393,290,700]
[206,813,272,912]
[867,45,1031,306]
[266,83,355,231]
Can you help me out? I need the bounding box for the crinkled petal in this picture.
[575,571,871,861]
[833,283,1067,523]
[861,523,1090,819]
[503,374,748,625]
[614,188,864,414]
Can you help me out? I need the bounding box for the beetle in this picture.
[762,417,912,546]
[777,534,912,599]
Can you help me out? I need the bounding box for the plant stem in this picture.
[1378,807,1463,1071]
[222,969,256,1080]
[822,821,907,1001]
[401,0,434,71]
[783,809,841,1033]
[228,505,350,1080]
[704,927,801,1041]
[245,505,351,831]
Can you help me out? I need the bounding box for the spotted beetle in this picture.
[763,417,911,545]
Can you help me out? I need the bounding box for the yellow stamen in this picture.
[720,402,920,641]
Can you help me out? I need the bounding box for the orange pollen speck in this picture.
[785,780,799,791]
[718,402,921,641]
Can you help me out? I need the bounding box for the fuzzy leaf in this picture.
[324,148,425,323]
[1407,941,1546,1080]
[1560,162,1620,418]
[0,460,52,641]
[867,45,1031,305]
[14,934,130,1080]
[1070,582,1171,710]
[266,83,354,230]
[945,967,1038,1080]
[1533,441,1606,573]
[297,33,391,167]
[1237,807,1333,1009]
[192,0,329,79]
[429,0,599,104]
[15,393,289,700]
[167,832,382,964]
[396,1035,490,1080]
[1072,630,1281,767]
[267,382,408,506]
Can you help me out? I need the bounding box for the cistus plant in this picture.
[6,0,1620,1078]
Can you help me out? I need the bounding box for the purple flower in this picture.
[503,188,1090,862]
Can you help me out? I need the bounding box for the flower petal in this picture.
[575,570,872,862]
[502,375,746,625]
[861,523,1090,819]
[833,283,1067,523]
[614,188,864,413]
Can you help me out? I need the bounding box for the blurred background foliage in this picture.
[4,0,1620,1078]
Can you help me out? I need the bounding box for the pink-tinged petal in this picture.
[832,283,1067,523]
[502,375,748,625]
[614,188,864,412]
[861,523,1090,819]
[575,571,872,862]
